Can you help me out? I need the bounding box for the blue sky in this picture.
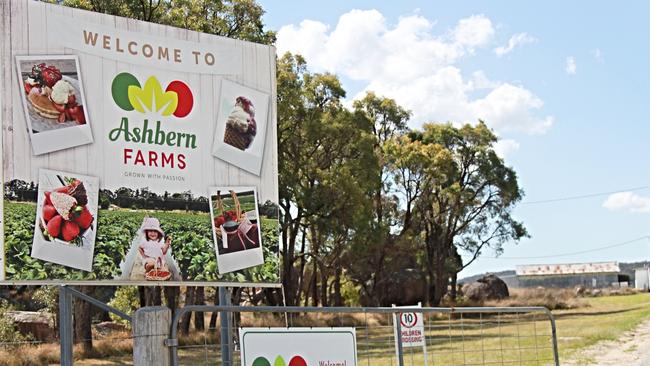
[258,1,650,277]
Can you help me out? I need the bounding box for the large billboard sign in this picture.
[239,328,358,366]
[0,0,280,285]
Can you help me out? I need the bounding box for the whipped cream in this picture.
[226,105,251,133]
[51,80,75,105]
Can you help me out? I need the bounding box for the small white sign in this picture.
[393,304,427,346]
[239,328,357,366]
[393,304,429,365]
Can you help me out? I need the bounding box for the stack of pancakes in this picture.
[27,92,59,119]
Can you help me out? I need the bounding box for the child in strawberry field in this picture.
[137,217,171,272]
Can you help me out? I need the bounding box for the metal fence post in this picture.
[545,309,561,366]
[59,285,74,366]
[395,315,404,366]
[219,287,232,365]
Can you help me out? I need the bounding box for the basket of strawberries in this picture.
[213,190,257,251]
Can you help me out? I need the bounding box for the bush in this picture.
[0,299,32,345]
[107,287,140,327]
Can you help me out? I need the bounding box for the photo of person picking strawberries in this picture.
[137,217,171,274]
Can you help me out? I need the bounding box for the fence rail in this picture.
[168,305,560,366]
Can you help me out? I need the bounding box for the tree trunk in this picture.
[320,262,328,307]
[140,287,162,306]
[138,286,146,307]
[311,264,318,307]
[433,263,447,306]
[295,228,307,304]
[333,263,342,306]
[180,287,195,334]
[194,287,205,331]
[450,272,458,300]
[73,286,93,354]
[164,286,180,319]
[209,287,218,331]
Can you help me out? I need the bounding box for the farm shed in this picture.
[635,268,650,290]
[515,261,629,288]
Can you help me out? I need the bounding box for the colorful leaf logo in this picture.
[252,357,271,366]
[252,356,307,366]
[111,72,193,118]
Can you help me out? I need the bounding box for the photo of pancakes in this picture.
[27,92,60,119]
[17,57,88,133]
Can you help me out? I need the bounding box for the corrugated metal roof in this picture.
[515,261,620,276]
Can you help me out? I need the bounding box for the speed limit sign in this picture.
[400,312,418,328]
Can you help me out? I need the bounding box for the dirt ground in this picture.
[563,318,650,366]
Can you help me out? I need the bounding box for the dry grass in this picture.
[444,288,591,310]
[486,288,589,310]
[0,331,133,366]
[238,311,389,328]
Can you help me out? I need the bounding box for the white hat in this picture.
[141,217,164,237]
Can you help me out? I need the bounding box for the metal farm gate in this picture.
[165,305,560,366]
[4,287,560,366]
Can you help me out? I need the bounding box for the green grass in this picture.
[553,293,650,362]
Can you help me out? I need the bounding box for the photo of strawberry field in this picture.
[3,190,280,283]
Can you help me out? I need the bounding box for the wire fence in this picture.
[0,306,559,366]
[169,306,559,366]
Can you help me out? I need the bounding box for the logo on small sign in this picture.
[252,355,307,366]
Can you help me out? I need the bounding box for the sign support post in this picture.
[59,285,74,366]
[395,318,404,366]
[219,286,232,365]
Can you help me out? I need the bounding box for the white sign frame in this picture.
[239,327,358,366]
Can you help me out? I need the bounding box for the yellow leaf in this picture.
[127,76,178,116]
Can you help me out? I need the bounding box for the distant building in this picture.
[515,261,630,288]
[635,268,650,291]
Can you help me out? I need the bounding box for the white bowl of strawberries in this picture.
[39,179,94,246]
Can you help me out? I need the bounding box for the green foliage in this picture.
[57,0,275,44]
[32,286,58,314]
[339,276,361,307]
[277,53,380,306]
[0,299,31,344]
[107,287,140,326]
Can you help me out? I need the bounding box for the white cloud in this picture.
[591,48,604,63]
[276,10,553,135]
[493,138,520,158]
[603,192,650,213]
[452,15,495,49]
[494,32,536,57]
[566,56,577,75]
[470,84,554,134]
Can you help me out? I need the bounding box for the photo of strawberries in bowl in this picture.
[38,177,94,246]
